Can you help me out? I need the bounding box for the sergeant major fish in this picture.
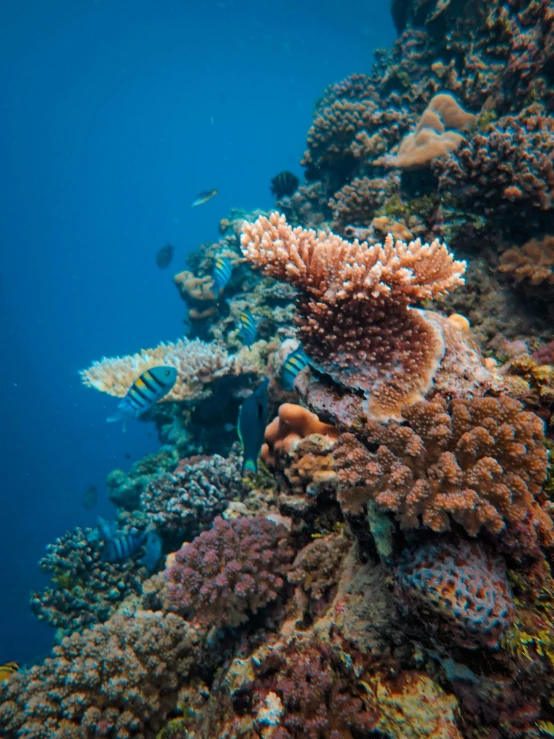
[281,346,310,391]
[238,377,269,475]
[107,366,177,429]
[211,255,233,296]
[238,309,258,346]
[97,517,146,564]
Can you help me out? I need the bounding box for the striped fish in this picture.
[0,662,19,683]
[107,366,177,427]
[211,256,233,296]
[238,309,258,346]
[281,346,310,390]
[97,516,147,563]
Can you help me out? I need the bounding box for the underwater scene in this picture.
[2,0,554,736]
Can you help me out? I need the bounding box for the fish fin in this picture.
[106,410,124,423]
[242,458,257,475]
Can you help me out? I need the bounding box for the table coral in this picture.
[140,451,244,537]
[396,538,515,649]
[0,611,203,739]
[165,516,294,627]
[333,395,551,554]
[80,337,232,402]
[241,212,466,421]
[30,527,145,634]
[499,235,554,287]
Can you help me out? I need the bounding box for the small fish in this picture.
[156,243,175,269]
[140,530,162,573]
[238,377,269,474]
[0,662,19,683]
[192,189,218,207]
[107,366,177,428]
[211,255,233,296]
[281,346,310,390]
[238,309,258,346]
[97,517,146,563]
[270,171,299,199]
[83,484,98,510]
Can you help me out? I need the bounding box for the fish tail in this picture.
[106,409,124,423]
[242,458,257,475]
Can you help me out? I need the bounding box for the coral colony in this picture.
[3,0,554,737]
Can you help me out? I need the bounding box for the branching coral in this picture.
[241,212,466,421]
[381,93,476,168]
[0,611,202,738]
[30,527,145,634]
[140,451,244,537]
[329,176,393,234]
[80,337,232,403]
[396,539,515,649]
[165,516,294,627]
[435,111,554,229]
[499,235,554,287]
[334,396,551,554]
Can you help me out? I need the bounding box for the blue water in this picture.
[0,0,394,663]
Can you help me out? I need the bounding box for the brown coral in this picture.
[499,235,554,287]
[381,93,476,168]
[241,212,466,421]
[0,611,202,738]
[174,270,218,320]
[333,396,551,552]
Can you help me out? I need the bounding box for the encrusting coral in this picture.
[396,538,515,649]
[0,611,203,738]
[241,212,467,421]
[333,395,552,556]
[165,516,294,627]
[80,337,232,402]
[380,93,476,168]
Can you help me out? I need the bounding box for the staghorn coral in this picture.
[396,538,515,649]
[80,337,232,403]
[30,527,145,634]
[0,611,203,739]
[334,395,551,554]
[499,235,554,287]
[241,212,466,422]
[165,516,294,627]
[380,93,476,168]
[140,450,244,537]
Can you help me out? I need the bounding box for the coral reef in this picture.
[396,538,515,649]
[81,337,232,402]
[165,516,294,627]
[499,235,554,287]
[140,450,244,538]
[333,396,551,555]
[0,611,202,738]
[381,93,476,168]
[241,212,467,421]
[30,527,145,634]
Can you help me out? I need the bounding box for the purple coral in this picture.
[396,539,515,649]
[165,516,294,627]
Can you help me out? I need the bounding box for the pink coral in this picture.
[165,516,294,627]
[397,539,515,649]
[241,212,466,421]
